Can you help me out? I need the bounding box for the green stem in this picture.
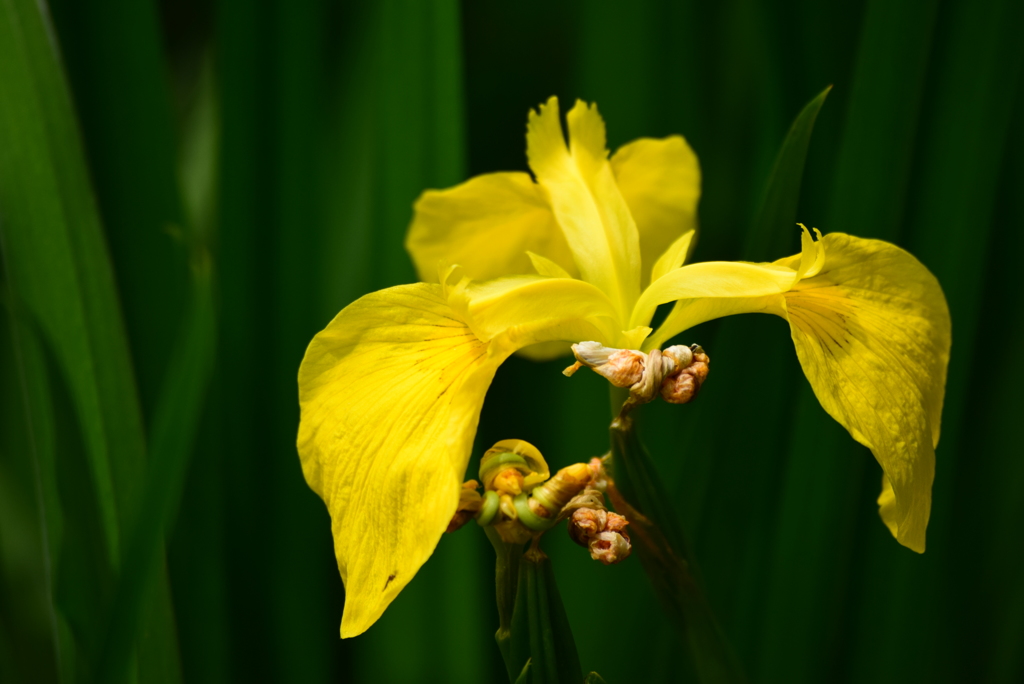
[485,526,523,672]
[508,548,583,684]
[608,389,747,684]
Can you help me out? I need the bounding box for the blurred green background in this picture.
[1,0,1022,682]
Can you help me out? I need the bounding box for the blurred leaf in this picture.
[165,50,229,684]
[47,0,190,418]
[263,0,340,680]
[0,287,63,684]
[976,102,1024,682]
[0,0,180,679]
[212,0,278,676]
[94,266,216,684]
[0,0,128,573]
[827,0,940,242]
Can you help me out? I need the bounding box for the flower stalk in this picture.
[507,547,583,684]
[607,388,747,684]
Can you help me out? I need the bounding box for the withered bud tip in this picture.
[568,507,607,547]
[660,350,710,404]
[589,530,632,565]
[568,342,646,389]
[446,510,475,533]
[604,512,629,533]
[447,483,484,533]
[565,492,632,564]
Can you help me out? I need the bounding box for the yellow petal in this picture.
[297,284,499,637]
[611,136,701,287]
[639,224,828,343]
[528,251,572,279]
[795,223,826,278]
[784,233,950,552]
[514,341,575,362]
[877,474,899,539]
[516,252,580,360]
[527,97,641,319]
[519,253,576,360]
[635,261,796,344]
[405,172,576,283]
[634,230,950,551]
[649,229,696,285]
[448,274,627,356]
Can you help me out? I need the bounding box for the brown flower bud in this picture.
[567,507,608,547]
[593,349,646,388]
[604,512,630,534]
[588,530,632,565]
[660,346,710,404]
[662,344,694,369]
[564,342,646,389]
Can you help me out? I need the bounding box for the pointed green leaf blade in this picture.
[745,85,831,261]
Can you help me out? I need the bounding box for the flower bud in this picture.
[567,507,607,547]
[479,439,550,492]
[529,462,592,518]
[604,512,629,533]
[662,344,693,369]
[660,346,710,404]
[592,349,646,388]
[446,481,483,533]
[564,342,645,389]
[499,493,517,521]
[588,530,632,565]
[492,468,525,495]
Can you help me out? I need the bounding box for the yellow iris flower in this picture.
[297,97,951,638]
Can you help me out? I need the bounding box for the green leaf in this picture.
[0,287,64,683]
[46,0,191,418]
[827,0,940,243]
[93,265,216,684]
[514,659,533,684]
[0,0,131,573]
[0,0,181,678]
[744,85,831,262]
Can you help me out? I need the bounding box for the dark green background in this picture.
[1,0,1022,682]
